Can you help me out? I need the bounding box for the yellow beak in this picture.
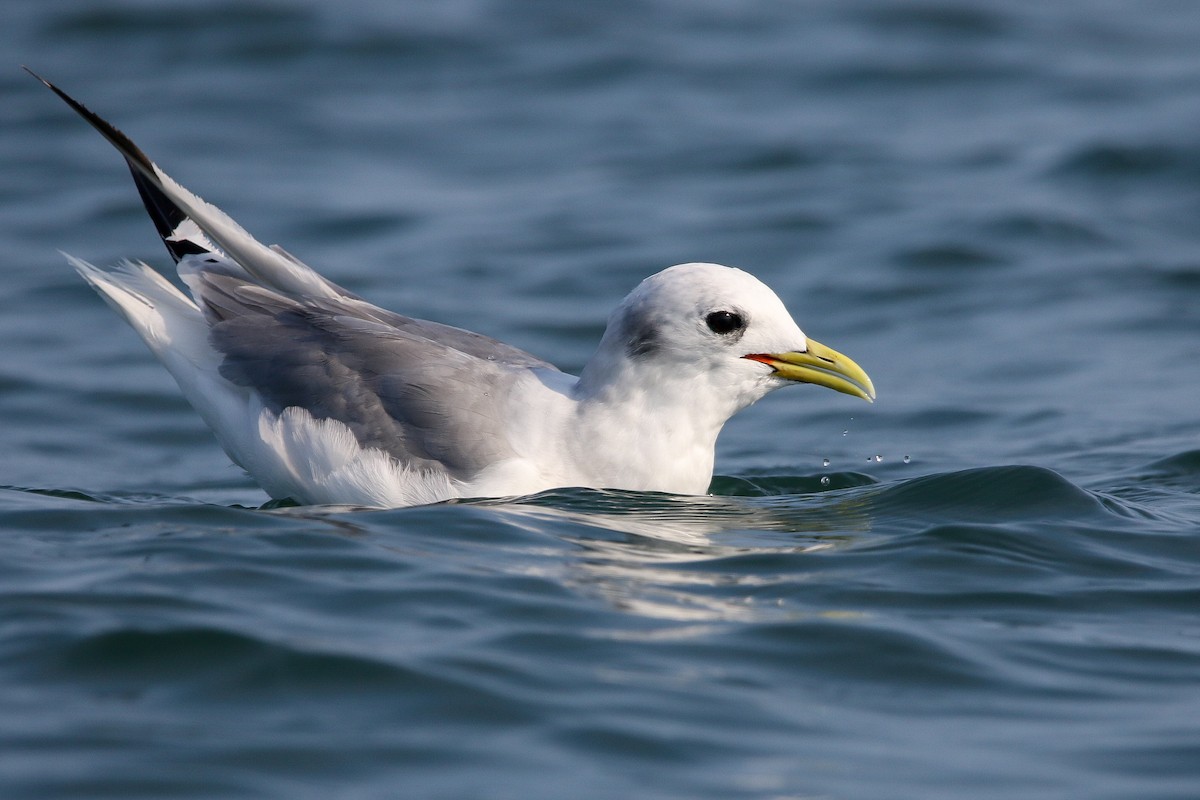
[744,338,876,402]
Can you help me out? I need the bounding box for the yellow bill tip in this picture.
[745,338,876,403]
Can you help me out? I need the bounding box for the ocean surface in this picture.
[3,1,1200,797]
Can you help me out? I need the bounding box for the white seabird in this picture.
[29,69,875,508]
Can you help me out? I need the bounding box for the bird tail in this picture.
[65,254,216,368]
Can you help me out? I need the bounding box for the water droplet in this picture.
[842,429,848,437]
[874,454,883,463]
[903,455,911,464]
[820,476,830,486]
[822,458,830,467]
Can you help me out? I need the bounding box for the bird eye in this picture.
[705,310,745,335]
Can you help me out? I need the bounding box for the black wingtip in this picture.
[24,66,157,176]
[26,67,210,263]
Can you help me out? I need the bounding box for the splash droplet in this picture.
[822,458,830,467]
[842,429,848,437]
[903,455,911,464]
[820,476,830,486]
[874,454,883,463]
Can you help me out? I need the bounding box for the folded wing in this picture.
[31,68,560,501]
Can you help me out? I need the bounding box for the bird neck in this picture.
[571,361,741,495]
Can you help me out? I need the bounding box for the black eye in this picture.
[705,310,745,335]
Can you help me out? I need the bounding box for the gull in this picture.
[28,69,875,508]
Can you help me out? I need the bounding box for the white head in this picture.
[578,263,874,423]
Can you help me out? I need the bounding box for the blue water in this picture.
[3,1,1200,797]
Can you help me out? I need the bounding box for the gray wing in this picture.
[26,69,556,480]
[193,267,558,479]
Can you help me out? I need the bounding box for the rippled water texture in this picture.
[3,2,1200,798]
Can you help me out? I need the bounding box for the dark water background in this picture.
[3,1,1200,797]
